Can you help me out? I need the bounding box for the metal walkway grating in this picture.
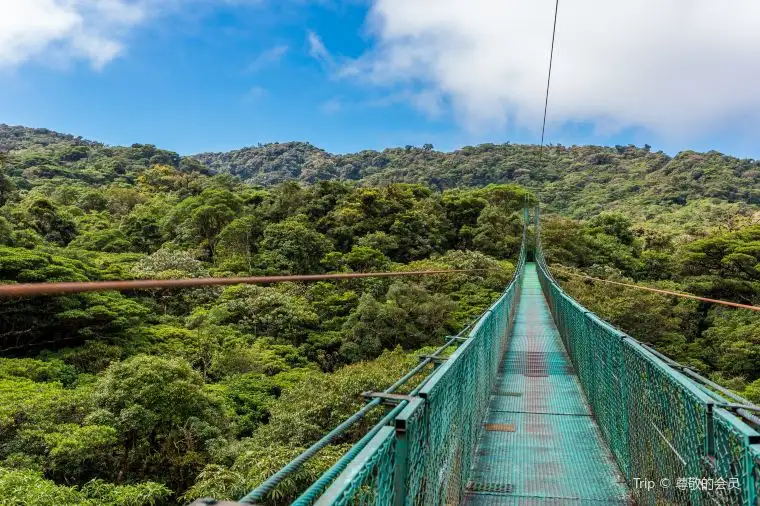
[464,263,631,505]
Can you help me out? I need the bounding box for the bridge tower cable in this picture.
[539,0,560,161]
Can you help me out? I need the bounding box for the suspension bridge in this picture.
[210,208,759,506]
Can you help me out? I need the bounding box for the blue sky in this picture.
[2,0,759,158]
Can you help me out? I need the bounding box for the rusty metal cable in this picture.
[552,266,760,312]
[0,269,491,298]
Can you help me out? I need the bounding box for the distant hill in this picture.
[0,124,207,190]
[3,124,760,224]
[0,124,98,152]
[194,141,760,223]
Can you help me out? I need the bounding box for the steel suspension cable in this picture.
[0,269,490,298]
[551,266,760,312]
[539,0,560,155]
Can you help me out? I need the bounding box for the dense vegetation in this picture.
[0,126,531,505]
[194,139,760,225]
[1,124,759,504]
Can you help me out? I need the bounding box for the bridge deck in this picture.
[464,263,631,505]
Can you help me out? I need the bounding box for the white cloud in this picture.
[246,44,288,72]
[353,0,760,139]
[307,30,334,68]
[0,0,265,70]
[0,0,153,69]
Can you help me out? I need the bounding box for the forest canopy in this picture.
[1,124,759,505]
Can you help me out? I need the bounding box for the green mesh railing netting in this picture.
[534,208,760,506]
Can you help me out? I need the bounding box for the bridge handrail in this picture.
[236,209,531,506]
[534,206,760,506]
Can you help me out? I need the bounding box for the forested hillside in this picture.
[194,140,760,227]
[1,124,759,505]
[0,125,530,505]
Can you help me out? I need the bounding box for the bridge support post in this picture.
[394,398,424,506]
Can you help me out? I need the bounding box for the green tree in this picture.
[0,164,15,207]
[257,215,332,274]
[91,355,230,492]
[216,216,262,272]
[341,282,455,361]
[163,189,243,260]
[68,229,131,253]
[25,198,77,246]
[121,200,170,253]
[473,207,522,259]
[441,190,487,249]
[588,212,635,245]
[388,201,447,262]
[203,285,319,343]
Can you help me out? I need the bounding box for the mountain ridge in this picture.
[2,124,760,224]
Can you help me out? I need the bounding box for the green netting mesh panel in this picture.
[584,314,629,476]
[704,409,758,505]
[397,399,427,506]
[534,208,760,506]
[318,427,397,506]
[622,340,711,505]
[413,276,523,506]
[537,260,633,485]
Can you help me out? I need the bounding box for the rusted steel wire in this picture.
[552,267,760,312]
[0,269,488,298]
